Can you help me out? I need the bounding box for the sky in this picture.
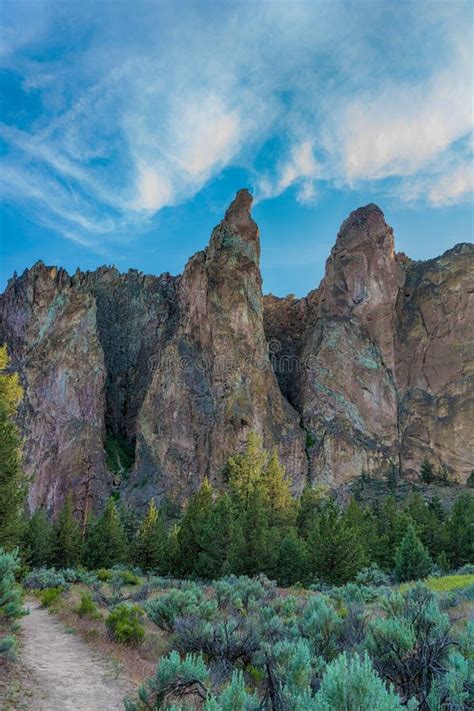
[0,0,472,297]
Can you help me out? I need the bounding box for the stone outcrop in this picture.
[0,191,472,514]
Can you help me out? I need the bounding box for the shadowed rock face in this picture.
[0,191,472,514]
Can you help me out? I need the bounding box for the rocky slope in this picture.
[0,191,472,514]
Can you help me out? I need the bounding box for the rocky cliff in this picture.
[1,191,472,514]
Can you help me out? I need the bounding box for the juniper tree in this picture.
[85,497,128,568]
[394,524,432,582]
[23,508,53,567]
[133,499,166,572]
[176,478,214,577]
[53,493,83,567]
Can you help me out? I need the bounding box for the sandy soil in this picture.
[18,599,131,710]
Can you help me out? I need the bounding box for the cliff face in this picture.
[0,192,472,514]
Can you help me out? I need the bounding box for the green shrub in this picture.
[314,652,415,710]
[145,588,214,632]
[0,635,18,660]
[96,568,112,582]
[38,586,63,608]
[106,603,144,645]
[0,548,25,620]
[75,591,102,619]
[23,567,68,591]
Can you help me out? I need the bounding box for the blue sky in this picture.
[0,0,472,297]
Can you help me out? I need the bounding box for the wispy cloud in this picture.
[0,0,472,249]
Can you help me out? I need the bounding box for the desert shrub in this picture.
[330,582,379,604]
[314,652,415,710]
[145,588,215,632]
[367,583,454,703]
[23,567,67,591]
[0,635,18,660]
[0,547,24,620]
[427,649,471,711]
[174,613,259,669]
[355,564,390,587]
[75,591,102,618]
[106,602,144,645]
[262,638,316,709]
[96,568,112,582]
[298,594,342,661]
[213,575,275,611]
[456,563,474,575]
[204,671,258,711]
[38,586,63,608]
[59,567,81,583]
[125,650,209,710]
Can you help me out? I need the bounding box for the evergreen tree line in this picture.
[21,434,474,585]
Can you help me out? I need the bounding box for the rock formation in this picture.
[0,191,472,514]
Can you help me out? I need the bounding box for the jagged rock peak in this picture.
[336,202,394,254]
[210,188,259,261]
[224,188,254,225]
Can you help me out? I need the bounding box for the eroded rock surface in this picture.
[0,192,472,513]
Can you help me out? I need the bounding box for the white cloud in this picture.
[0,0,472,248]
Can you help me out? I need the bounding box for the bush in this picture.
[355,565,390,587]
[314,652,415,710]
[213,575,275,611]
[145,588,215,632]
[0,548,25,620]
[75,591,102,619]
[125,650,209,710]
[23,567,68,591]
[106,603,144,645]
[0,635,18,661]
[96,568,112,582]
[38,586,63,608]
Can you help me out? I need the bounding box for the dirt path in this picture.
[19,600,131,710]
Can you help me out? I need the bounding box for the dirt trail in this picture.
[19,600,130,710]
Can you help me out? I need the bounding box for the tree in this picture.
[372,497,412,571]
[0,345,27,550]
[85,497,128,569]
[195,492,234,579]
[261,450,294,529]
[176,478,214,577]
[133,499,166,572]
[53,494,83,568]
[225,432,266,509]
[23,508,53,567]
[277,528,308,586]
[394,524,432,582]
[420,458,435,484]
[296,484,328,540]
[445,493,474,567]
[307,501,366,585]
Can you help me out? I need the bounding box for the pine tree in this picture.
[23,509,53,567]
[262,450,294,529]
[176,478,214,576]
[420,458,435,484]
[0,345,27,550]
[85,497,128,569]
[445,494,474,567]
[307,501,366,585]
[394,524,432,582]
[133,499,166,572]
[372,496,412,571]
[225,432,266,509]
[228,481,270,576]
[296,484,328,540]
[277,528,308,586]
[195,492,234,579]
[53,494,83,568]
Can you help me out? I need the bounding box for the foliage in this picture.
[133,498,166,572]
[394,524,432,582]
[38,586,63,608]
[85,497,128,569]
[53,494,83,568]
[145,588,215,632]
[315,652,416,711]
[0,345,27,550]
[75,591,101,618]
[23,508,53,568]
[23,567,68,591]
[106,602,144,645]
[0,547,25,620]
